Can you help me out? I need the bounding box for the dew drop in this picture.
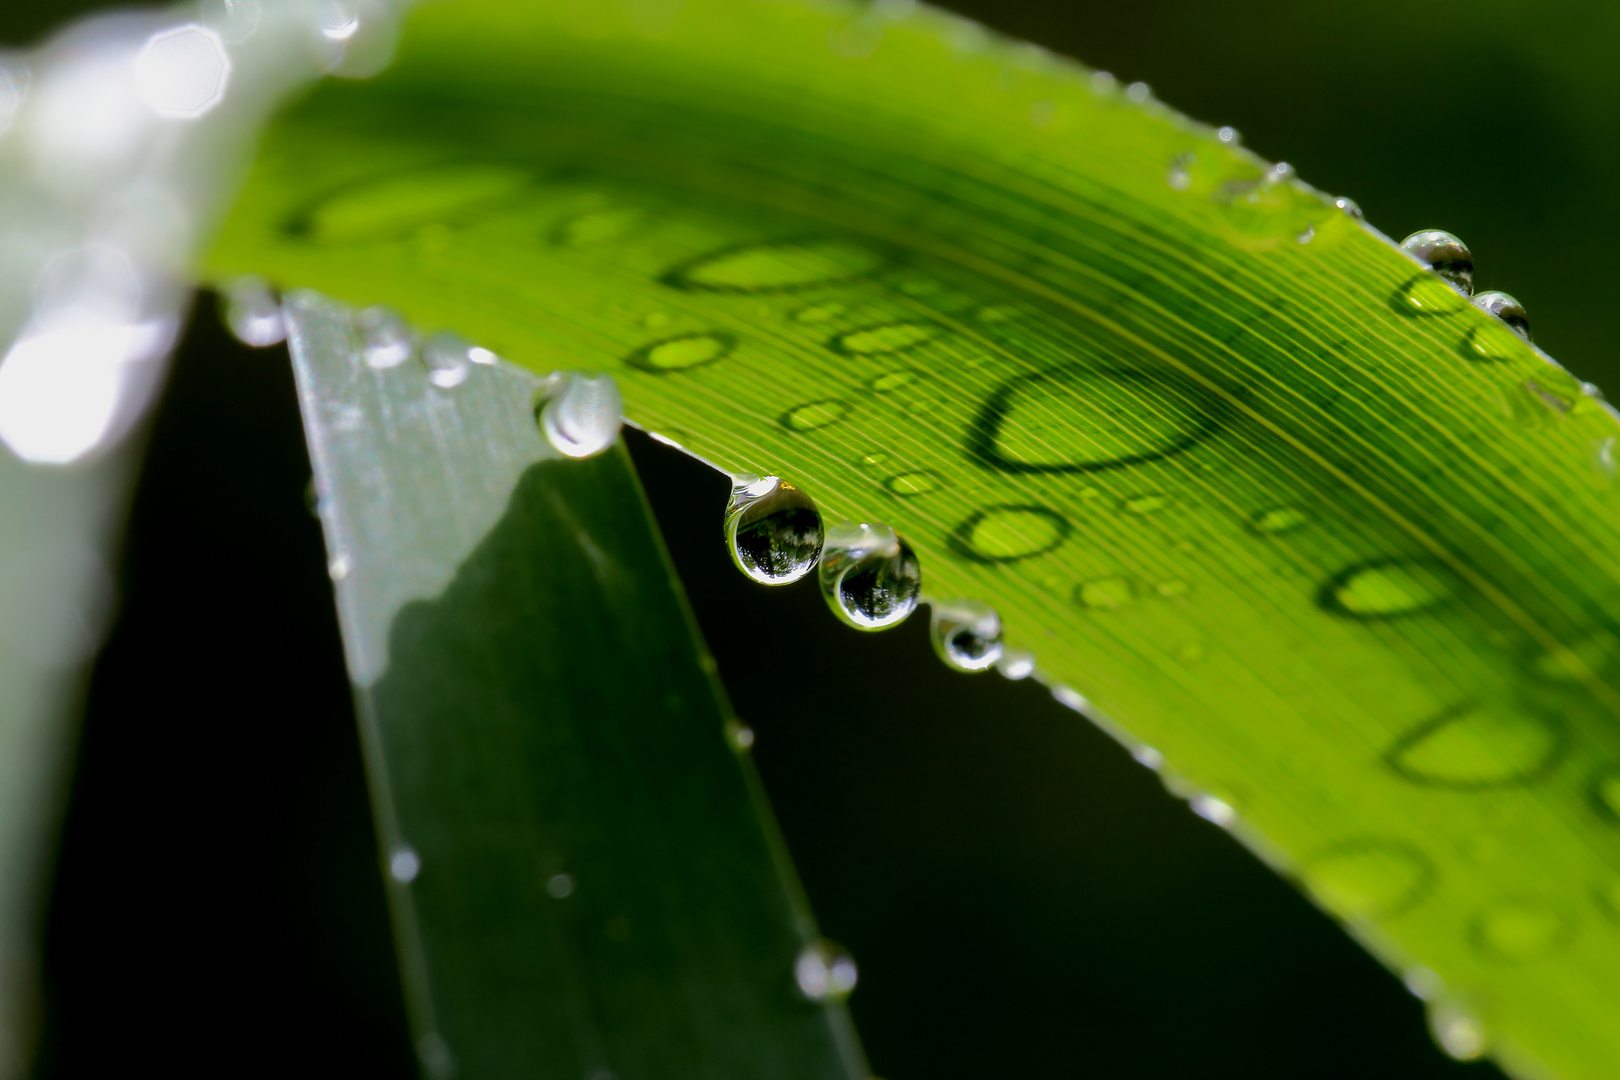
[1474,290,1530,340]
[1125,80,1151,102]
[1387,701,1564,790]
[1076,577,1134,611]
[794,302,846,323]
[1334,196,1363,218]
[724,475,823,586]
[858,451,889,468]
[328,550,352,580]
[725,718,756,751]
[1216,125,1240,144]
[784,399,850,431]
[1473,898,1565,959]
[631,332,735,372]
[546,872,575,899]
[538,373,623,459]
[1400,230,1473,295]
[221,276,284,347]
[884,471,939,497]
[1322,560,1451,619]
[1251,505,1308,535]
[952,505,1070,562]
[300,165,531,244]
[389,844,420,883]
[929,599,1004,672]
[996,647,1035,680]
[358,306,412,369]
[1461,324,1521,363]
[795,939,858,1002]
[421,331,472,388]
[1132,745,1165,769]
[1090,71,1116,95]
[669,239,885,293]
[1190,794,1236,827]
[1303,841,1433,920]
[819,522,922,631]
[869,369,920,392]
[1052,685,1087,711]
[835,321,941,355]
[1427,999,1488,1061]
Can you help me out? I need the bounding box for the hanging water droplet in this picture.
[1473,290,1530,340]
[1190,794,1236,827]
[355,306,411,368]
[1400,230,1474,295]
[221,276,284,347]
[995,647,1035,680]
[819,522,921,631]
[929,599,1004,672]
[795,939,858,1002]
[538,373,623,459]
[1334,196,1362,218]
[1427,998,1488,1061]
[724,475,824,585]
[389,844,420,883]
[1216,125,1240,144]
[421,331,471,388]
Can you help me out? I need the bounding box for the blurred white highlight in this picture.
[134,24,231,120]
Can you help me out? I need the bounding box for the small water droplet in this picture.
[389,844,420,883]
[1428,999,1488,1060]
[1323,560,1450,619]
[869,369,920,393]
[1121,493,1169,515]
[1473,290,1530,340]
[1334,196,1362,218]
[1076,577,1134,611]
[221,276,284,347]
[1303,841,1434,920]
[795,939,858,1002]
[834,321,941,355]
[995,647,1035,680]
[1388,701,1564,790]
[1296,223,1316,244]
[1090,70,1116,95]
[1400,230,1474,295]
[819,522,922,631]
[669,240,885,293]
[357,306,412,369]
[1190,794,1236,827]
[1216,125,1240,144]
[858,451,889,468]
[725,475,823,585]
[884,471,939,497]
[546,872,575,899]
[1473,899,1566,959]
[538,373,623,458]
[328,550,352,580]
[1052,685,1087,711]
[725,718,756,751]
[1125,80,1151,102]
[631,332,735,372]
[1251,505,1308,534]
[1167,153,1194,191]
[421,331,472,388]
[929,599,1004,672]
[784,399,850,431]
[1132,745,1165,769]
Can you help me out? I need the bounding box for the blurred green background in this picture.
[11,0,1616,1075]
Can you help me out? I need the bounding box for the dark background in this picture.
[12,0,1616,1075]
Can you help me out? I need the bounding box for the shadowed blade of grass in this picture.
[214,3,1620,1076]
[283,291,866,1079]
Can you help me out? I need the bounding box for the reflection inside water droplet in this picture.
[1334,196,1362,218]
[1400,230,1473,295]
[724,475,823,585]
[929,599,1004,672]
[538,373,622,458]
[795,939,858,1002]
[358,306,412,369]
[221,276,284,347]
[819,522,921,631]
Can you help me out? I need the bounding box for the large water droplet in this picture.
[1400,230,1474,295]
[1321,560,1451,619]
[819,522,921,631]
[930,599,1004,672]
[421,331,472,388]
[724,475,823,585]
[834,321,941,355]
[1473,290,1530,340]
[1387,701,1565,790]
[1427,999,1488,1061]
[795,939,858,1002]
[1303,840,1434,920]
[631,332,735,372]
[668,239,885,292]
[538,373,622,458]
[951,505,1070,563]
[358,306,412,369]
[221,276,284,347]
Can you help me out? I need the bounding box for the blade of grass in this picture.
[283,290,867,1079]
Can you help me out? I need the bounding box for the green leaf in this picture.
[212,2,1620,1075]
[282,291,867,1079]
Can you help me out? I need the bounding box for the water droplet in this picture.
[1387,701,1566,790]
[299,165,531,244]
[1474,290,1530,340]
[975,369,1217,474]
[725,718,756,751]
[1167,153,1194,191]
[468,346,498,366]
[1132,745,1165,769]
[884,471,939,497]
[1216,125,1240,144]
[951,505,1070,563]
[389,844,420,883]
[538,373,623,458]
[724,476,823,586]
[1334,196,1363,218]
[1125,80,1151,102]
[630,332,735,372]
[996,647,1035,680]
[795,939,858,1002]
[1190,794,1236,827]
[1251,505,1308,534]
[1403,966,1442,999]
[1591,767,1620,822]
[421,332,472,388]
[357,306,412,368]
[552,205,642,247]
[1321,560,1451,619]
[221,276,284,347]
[1394,273,1472,317]
[869,369,920,392]
[1295,223,1316,244]
[834,321,941,355]
[858,451,889,468]
[546,872,575,899]
[783,399,850,431]
[1473,899,1566,959]
[1303,841,1434,920]
[929,599,1004,672]
[328,550,352,580]
[819,522,922,631]
[1076,577,1134,611]
[1121,493,1169,515]
[1090,70,1117,95]
[668,239,885,292]
[1428,999,1488,1061]
[1400,230,1473,295]
[1052,685,1087,711]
